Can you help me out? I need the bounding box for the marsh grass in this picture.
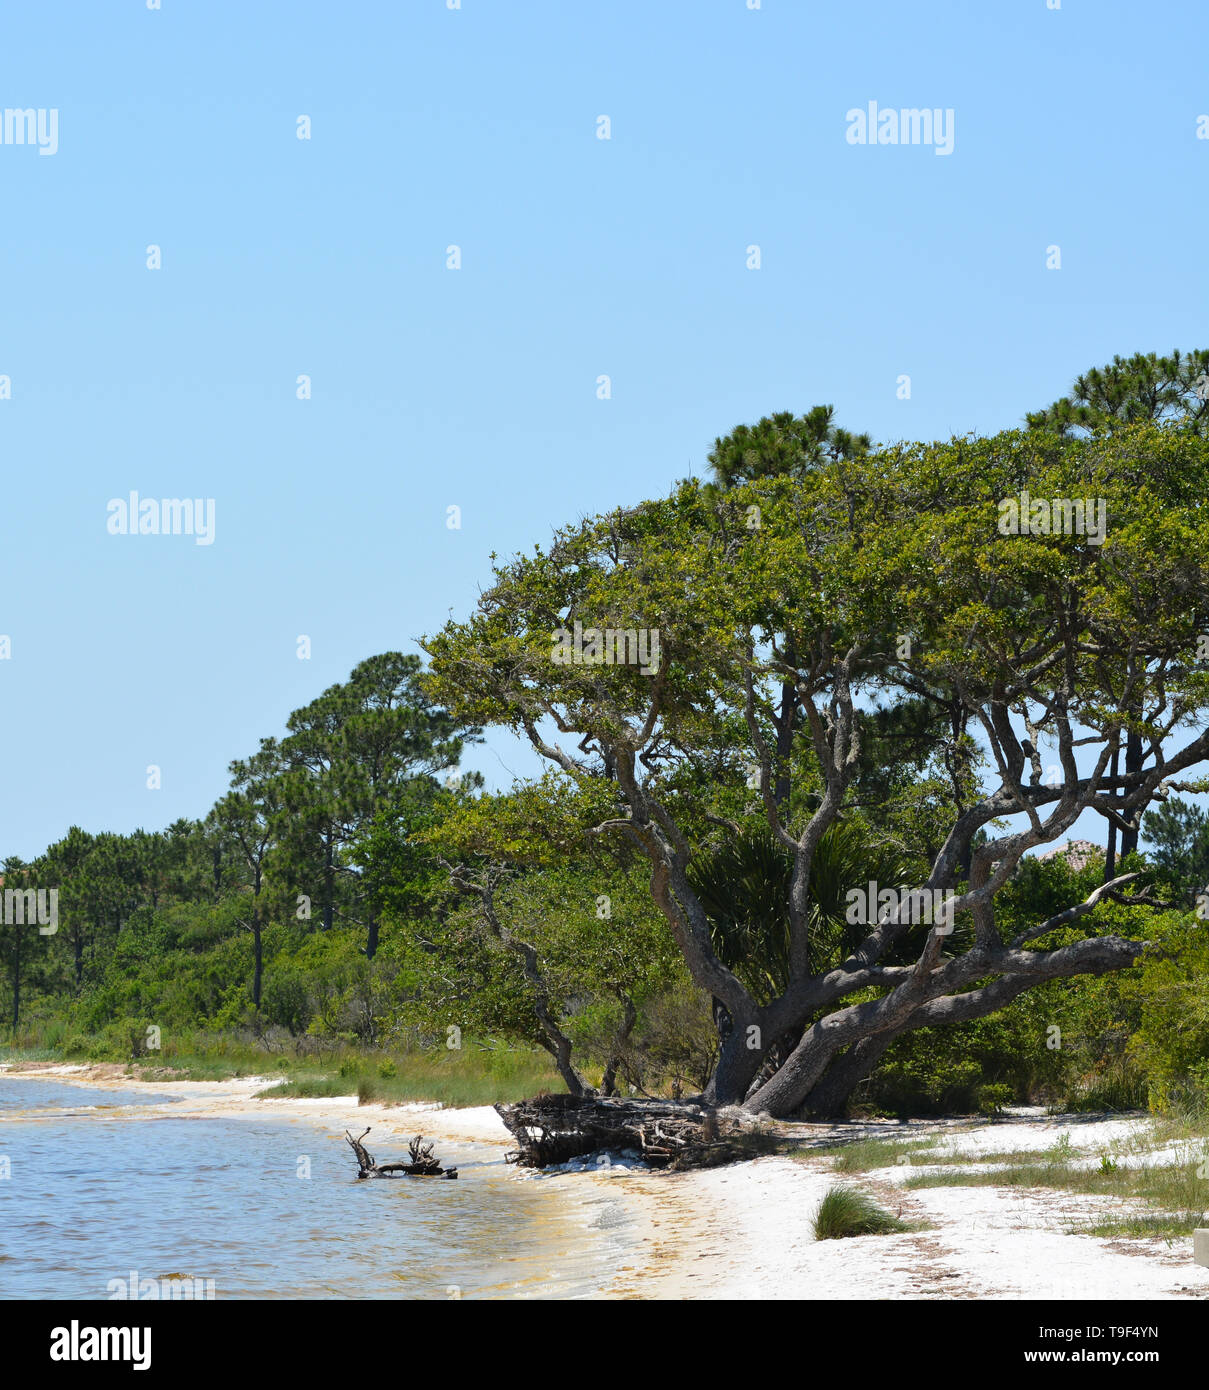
[137,1056,260,1081]
[260,1048,562,1108]
[1056,1067,1149,1115]
[1150,1089,1209,1145]
[901,1136,1209,1239]
[810,1136,940,1172]
[3,1028,573,1110]
[0,1046,59,1064]
[1075,1211,1207,1239]
[814,1119,1209,1242]
[912,1146,1063,1166]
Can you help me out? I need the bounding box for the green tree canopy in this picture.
[424,423,1209,1117]
[1027,349,1209,438]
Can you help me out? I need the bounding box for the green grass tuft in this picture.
[812,1184,912,1240]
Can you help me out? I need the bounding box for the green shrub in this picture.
[975,1083,1015,1116]
[865,1054,983,1116]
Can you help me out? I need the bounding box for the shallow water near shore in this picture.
[0,1077,636,1299]
[0,1076,179,1114]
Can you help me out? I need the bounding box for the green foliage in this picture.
[1125,914,1209,1107]
[266,1043,563,1108]
[583,976,719,1097]
[974,1083,1014,1116]
[864,1050,986,1117]
[1142,798,1209,906]
[687,821,913,1001]
[1026,349,1209,438]
[707,406,871,488]
[423,418,1209,1109]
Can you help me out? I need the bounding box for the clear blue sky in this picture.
[2,0,1206,858]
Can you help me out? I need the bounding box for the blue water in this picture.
[0,1077,634,1299]
[0,1077,177,1112]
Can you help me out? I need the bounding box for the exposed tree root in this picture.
[495,1094,775,1170]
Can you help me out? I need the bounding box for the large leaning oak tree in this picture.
[423,424,1209,1118]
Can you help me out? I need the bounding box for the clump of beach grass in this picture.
[812,1184,912,1240]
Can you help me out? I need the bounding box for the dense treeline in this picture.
[0,655,694,1097]
[4,673,1207,1112]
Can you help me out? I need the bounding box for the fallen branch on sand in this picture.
[344,1128,458,1180]
[495,1094,774,1170]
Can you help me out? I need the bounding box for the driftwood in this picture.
[494,1094,762,1170]
[344,1128,458,1180]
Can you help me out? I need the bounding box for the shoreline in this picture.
[0,1061,653,1299]
[0,1060,519,1144]
[5,1064,1208,1300]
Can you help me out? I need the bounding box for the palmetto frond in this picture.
[687,821,944,1004]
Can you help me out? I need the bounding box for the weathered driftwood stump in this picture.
[344,1128,458,1180]
[494,1094,759,1170]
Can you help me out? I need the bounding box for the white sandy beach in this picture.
[4,1064,1207,1301]
[613,1110,1209,1300]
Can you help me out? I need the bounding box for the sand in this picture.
[612,1111,1209,1300]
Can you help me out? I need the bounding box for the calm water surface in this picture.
[0,1077,635,1299]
